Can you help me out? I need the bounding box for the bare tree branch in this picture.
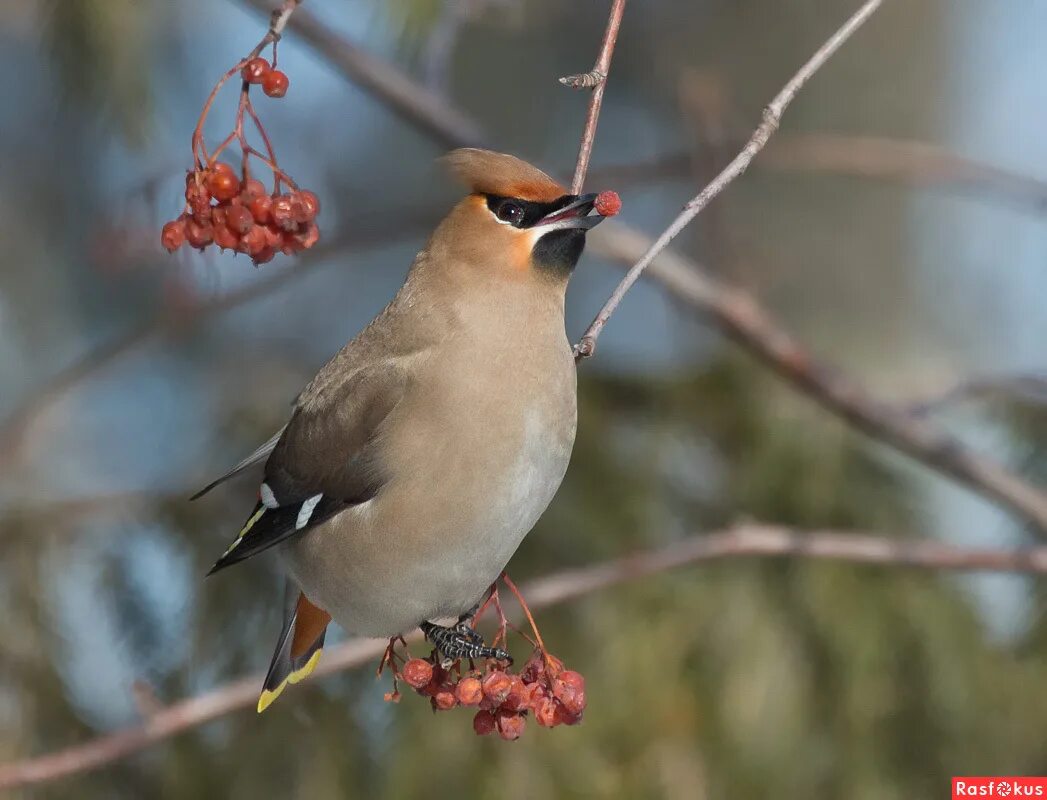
[563,0,628,194]
[3,523,1046,790]
[573,0,883,358]
[588,223,1047,533]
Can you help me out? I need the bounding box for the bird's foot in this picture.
[420,620,511,665]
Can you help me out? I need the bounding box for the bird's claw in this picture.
[420,621,511,665]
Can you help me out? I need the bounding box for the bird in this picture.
[194,148,608,713]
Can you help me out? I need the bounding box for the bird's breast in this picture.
[285,330,577,636]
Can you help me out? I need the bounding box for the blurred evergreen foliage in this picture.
[7,360,1047,799]
[41,0,162,145]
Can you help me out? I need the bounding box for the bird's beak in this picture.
[533,193,604,233]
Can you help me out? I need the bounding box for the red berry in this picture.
[213,224,239,251]
[241,57,271,85]
[552,670,586,715]
[473,709,496,736]
[534,697,560,728]
[252,245,277,266]
[521,681,546,710]
[432,687,457,711]
[185,219,213,249]
[185,181,212,221]
[288,192,312,225]
[207,165,240,202]
[279,230,301,256]
[293,222,320,250]
[298,190,320,220]
[481,671,512,706]
[594,190,622,217]
[402,659,434,690]
[263,70,289,98]
[161,219,186,252]
[249,194,273,225]
[554,703,583,726]
[495,710,526,741]
[455,677,483,706]
[240,225,268,256]
[520,651,547,684]
[501,675,529,712]
[226,204,254,235]
[184,178,210,203]
[240,178,267,203]
[271,194,296,231]
[262,224,283,248]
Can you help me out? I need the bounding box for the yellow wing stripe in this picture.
[221,505,266,559]
[256,648,324,714]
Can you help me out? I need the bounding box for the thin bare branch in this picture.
[565,0,628,194]
[3,523,1046,790]
[574,0,883,358]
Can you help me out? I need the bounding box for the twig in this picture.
[564,0,627,194]
[574,0,883,359]
[4,522,1046,790]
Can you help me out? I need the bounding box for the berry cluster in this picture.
[162,164,320,265]
[394,650,586,741]
[162,47,319,266]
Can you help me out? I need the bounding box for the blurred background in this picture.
[3,0,1047,797]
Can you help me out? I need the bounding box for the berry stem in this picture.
[500,572,546,653]
[244,146,298,190]
[191,58,251,168]
[244,95,283,192]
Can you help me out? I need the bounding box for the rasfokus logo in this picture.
[953,778,1047,798]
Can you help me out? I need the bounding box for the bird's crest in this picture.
[443,148,565,203]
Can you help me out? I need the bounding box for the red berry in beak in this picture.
[594,190,621,217]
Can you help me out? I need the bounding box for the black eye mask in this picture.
[484,194,577,229]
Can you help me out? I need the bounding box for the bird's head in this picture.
[428,149,607,283]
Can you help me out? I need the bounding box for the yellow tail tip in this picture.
[257,683,285,714]
[256,649,323,713]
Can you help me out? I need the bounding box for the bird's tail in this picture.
[258,586,331,713]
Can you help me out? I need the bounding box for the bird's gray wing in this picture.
[207,362,408,574]
[190,427,286,500]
